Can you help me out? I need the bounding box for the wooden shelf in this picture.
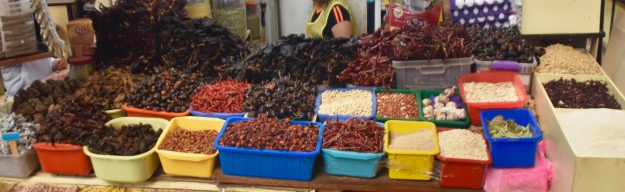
[0,52,53,67]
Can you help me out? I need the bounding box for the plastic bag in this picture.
[484,140,553,192]
[385,0,443,31]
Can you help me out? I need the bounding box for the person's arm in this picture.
[332,21,352,38]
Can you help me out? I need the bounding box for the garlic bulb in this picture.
[422,98,432,106]
[455,109,467,119]
[436,112,446,120]
[437,94,450,104]
[423,106,434,115]
[446,113,459,121]
[434,103,445,109]
[444,86,456,97]
[424,113,435,119]
[446,101,457,109]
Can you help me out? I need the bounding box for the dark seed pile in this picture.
[126,68,204,113]
[86,124,162,156]
[244,78,317,120]
[543,78,621,109]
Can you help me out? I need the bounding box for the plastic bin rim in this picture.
[0,148,36,157]
[480,109,543,142]
[122,104,190,116]
[105,109,122,114]
[391,56,473,67]
[435,128,492,164]
[315,87,376,120]
[214,117,323,157]
[189,107,246,116]
[321,148,385,160]
[32,142,83,151]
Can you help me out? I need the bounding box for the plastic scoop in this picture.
[1,132,20,155]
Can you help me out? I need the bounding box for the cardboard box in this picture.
[532,73,625,192]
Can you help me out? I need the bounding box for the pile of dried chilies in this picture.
[322,118,384,153]
[191,79,249,113]
[126,68,204,113]
[244,78,317,120]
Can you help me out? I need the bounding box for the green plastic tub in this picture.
[418,90,470,128]
[84,117,169,183]
[374,89,421,122]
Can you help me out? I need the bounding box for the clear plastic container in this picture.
[245,1,260,40]
[69,56,94,81]
[474,58,537,93]
[185,0,212,19]
[383,120,439,180]
[392,57,473,91]
[0,149,40,178]
[212,0,247,39]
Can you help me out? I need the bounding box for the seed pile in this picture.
[12,183,78,192]
[543,78,621,109]
[86,124,162,156]
[80,186,127,192]
[487,115,532,138]
[126,68,204,113]
[219,115,320,152]
[438,129,488,160]
[244,78,317,120]
[0,113,39,155]
[73,66,143,110]
[322,119,384,153]
[389,129,435,151]
[160,128,219,155]
[319,90,373,116]
[191,79,249,113]
[376,93,418,119]
[463,82,518,102]
[536,44,602,75]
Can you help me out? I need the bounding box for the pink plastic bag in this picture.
[484,141,553,192]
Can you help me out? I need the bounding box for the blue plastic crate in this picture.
[315,88,376,122]
[214,117,324,181]
[480,109,542,168]
[190,107,245,120]
[321,122,385,178]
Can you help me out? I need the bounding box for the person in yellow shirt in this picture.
[306,0,354,38]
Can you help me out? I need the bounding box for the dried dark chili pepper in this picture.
[126,68,204,113]
[219,114,320,152]
[191,79,249,113]
[36,96,112,146]
[244,78,317,120]
[86,123,162,156]
[12,78,82,122]
[466,26,542,62]
[322,118,384,153]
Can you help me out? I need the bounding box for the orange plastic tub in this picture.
[458,71,527,126]
[122,104,189,121]
[436,128,492,189]
[32,143,92,175]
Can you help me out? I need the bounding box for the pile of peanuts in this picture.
[318,90,373,116]
[376,93,418,119]
[536,44,602,75]
[463,82,519,103]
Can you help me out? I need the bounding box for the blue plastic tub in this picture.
[214,117,324,181]
[480,109,542,168]
[190,107,245,120]
[315,88,376,122]
[321,122,385,178]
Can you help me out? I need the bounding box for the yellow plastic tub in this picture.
[83,117,169,183]
[106,109,126,119]
[384,120,439,180]
[155,116,225,178]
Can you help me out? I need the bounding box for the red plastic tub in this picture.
[122,104,189,121]
[32,143,92,175]
[458,71,527,126]
[436,128,492,189]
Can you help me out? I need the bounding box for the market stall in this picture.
[0,0,624,191]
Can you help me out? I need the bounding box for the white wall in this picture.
[278,0,368,36]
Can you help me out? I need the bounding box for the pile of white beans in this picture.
[463,82,519,102]
[318,90,372,116]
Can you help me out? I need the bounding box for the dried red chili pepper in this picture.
[190,79,249,113]
[322,118,384,153]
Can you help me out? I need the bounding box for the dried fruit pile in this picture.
[322,119,384,153]
[12,79,82,122]
[191,79,249,114]
[159,16,248,78]
[160,128,219,155]
[376,92,418,119]
[543,78,621,109]
[36,96,112,145]
[219,115,320,152]
[74,66,144,110]
[467,26,541,62]
[244,78,317,120]
[126,68,204,113]
[86,124,163,156]
[238,34,356,85]
[90,0,187,74]
[339,22,471,86]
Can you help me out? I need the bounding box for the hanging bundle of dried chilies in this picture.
[90,0,187,74]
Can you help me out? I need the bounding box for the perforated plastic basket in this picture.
[315,88,376,122]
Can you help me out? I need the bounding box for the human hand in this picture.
[54,58,69,71]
